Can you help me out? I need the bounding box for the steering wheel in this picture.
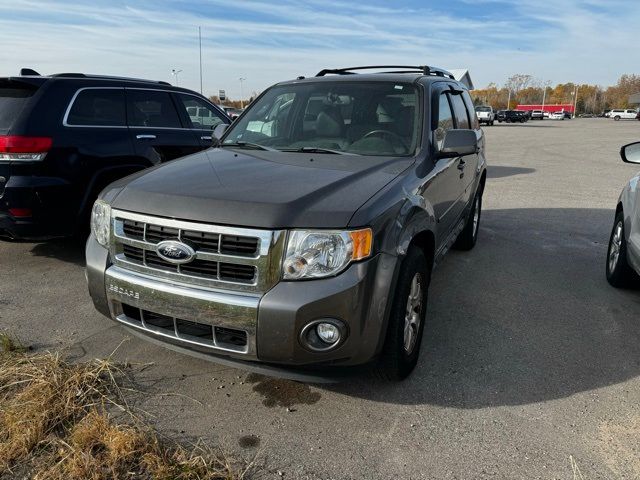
[362,129,408,152]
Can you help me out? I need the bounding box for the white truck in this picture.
[475,106,495,126]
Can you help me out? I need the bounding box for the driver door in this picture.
[424,89,467,245]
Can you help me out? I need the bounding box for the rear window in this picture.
[0,86,36,131]
[476,107,491,112]
[66,89,126,126]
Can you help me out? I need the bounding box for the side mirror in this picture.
[621,141,640,164]
[211,123,229,146]
[439,129,478,158]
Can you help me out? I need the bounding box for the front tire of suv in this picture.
[453,188,482,251]
[606,211,637,288]
[377,246,430,380]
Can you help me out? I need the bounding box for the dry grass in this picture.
[0,337,247,479]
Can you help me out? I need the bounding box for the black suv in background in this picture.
[0,69,230,239]
[496,110,525,123]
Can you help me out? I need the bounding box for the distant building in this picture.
[515,103,575,113]
[630,93,640,105]
[448,69,474,90]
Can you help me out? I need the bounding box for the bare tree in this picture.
[504,74,534,108]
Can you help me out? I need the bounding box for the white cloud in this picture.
[0,0,637,97]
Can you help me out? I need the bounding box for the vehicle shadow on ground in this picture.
[29,236,86,267]
[488,166,536,178]
[326,207,640,408]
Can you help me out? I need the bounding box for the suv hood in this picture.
[110,148,413,229]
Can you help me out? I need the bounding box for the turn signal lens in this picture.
[349,228,372,261]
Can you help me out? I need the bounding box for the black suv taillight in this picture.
[0,136,52,162]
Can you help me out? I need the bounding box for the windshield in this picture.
[0,85,36,131]
[222,81,421,156]
[476,107,491,112]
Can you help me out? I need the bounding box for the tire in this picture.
[490,120,494,126]
[606,211,638,288]
[454,187,482,251]
[377,247,430,380]
[614,116,621,121]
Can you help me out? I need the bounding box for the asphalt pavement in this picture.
[1,118,639,479]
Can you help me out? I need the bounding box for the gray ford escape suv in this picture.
[86,65,487,380]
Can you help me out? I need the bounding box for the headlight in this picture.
[90,200,111,247]
[282,228,372,280]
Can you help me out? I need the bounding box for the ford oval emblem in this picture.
[156,240,196,264]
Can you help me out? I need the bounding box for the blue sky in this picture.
[1,0,638,98]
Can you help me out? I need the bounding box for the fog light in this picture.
[317,323,340,344]
[300,319,347,352]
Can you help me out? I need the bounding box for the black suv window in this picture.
[175,94,226,129]
[127,90,182,128]
[435,92,454,149]
[450,93,470,129]
[66,89,126,127]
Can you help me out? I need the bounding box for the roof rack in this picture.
[315,65,455,79]
[50,73,171,86]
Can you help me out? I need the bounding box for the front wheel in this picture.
[454,188,482,250]
[606,211,637,288]
[377,247,430,380]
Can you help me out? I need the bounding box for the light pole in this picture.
[541,80,551,115]
[572,84,579,118]
[171,69,183,86]
[239,77,246,108]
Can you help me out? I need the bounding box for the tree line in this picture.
[470,74,640,113]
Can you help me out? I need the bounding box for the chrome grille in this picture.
[110,209,285,293]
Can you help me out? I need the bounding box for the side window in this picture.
[435,93,454,149]
[450,93,471,129]
[127,90,182,128]
[461,91,480,129]
[66,89,125,126]
[175,94,227,129]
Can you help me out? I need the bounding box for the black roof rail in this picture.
[20,68,41,76]
[50,73,171,86]
[315,65,456,80]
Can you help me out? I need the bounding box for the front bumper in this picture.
[86,234,399,369]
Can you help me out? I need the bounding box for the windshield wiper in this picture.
[279,147,354,155]
[222,141,277,151]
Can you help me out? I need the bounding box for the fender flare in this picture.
[77,163,149,218]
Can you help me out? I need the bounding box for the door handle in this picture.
[201,135,212,141]
[136,134,156,140]
[457,160,466,170]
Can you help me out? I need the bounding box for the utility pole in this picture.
[198,27,203,94]
[507,89,511,110]
[572,84,579,118]
[541,80,551,114]
[239,77,246,108]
